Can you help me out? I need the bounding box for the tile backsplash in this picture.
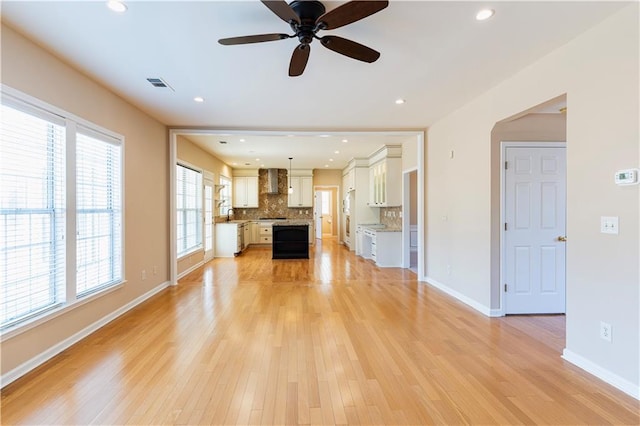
[380,206,402,229]
[233,169,313,220]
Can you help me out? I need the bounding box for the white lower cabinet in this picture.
[215,223,241,257]
[258,222,273,244]
[359,227,402,267]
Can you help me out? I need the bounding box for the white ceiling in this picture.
[2,1,622,169]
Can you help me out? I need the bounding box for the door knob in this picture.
[557,236,567,242]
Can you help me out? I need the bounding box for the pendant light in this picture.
[288,157,294,194]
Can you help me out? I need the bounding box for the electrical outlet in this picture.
[141,270,147,280]
[153,265,158,275]
[600,321,612,342]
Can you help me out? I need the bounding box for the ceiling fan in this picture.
[218,0,389,77]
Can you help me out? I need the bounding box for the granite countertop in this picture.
[272,220,311,226]
[362,225,401,233]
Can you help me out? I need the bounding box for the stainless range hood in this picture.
[266,169,279,194]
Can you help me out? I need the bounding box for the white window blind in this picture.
[176,164,202,257]
[1,88,124,332]
[0,103,66,327]
[76,132,122,296]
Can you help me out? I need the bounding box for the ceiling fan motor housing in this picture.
[290,0,326,44]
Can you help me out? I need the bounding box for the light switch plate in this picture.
[601,216,619,234]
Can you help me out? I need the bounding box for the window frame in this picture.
[176,161,203,258]
[0,85,125,341]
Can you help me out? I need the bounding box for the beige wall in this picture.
[409,171,418,226]
[313,169,342,186]
[176,136,233,275]
[489,113,567,308]
[402,137,419,172]
[426,5,638,389]
[177,135,233,181]
[1,25,169,376]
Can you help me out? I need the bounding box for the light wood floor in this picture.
[2,239,638,425]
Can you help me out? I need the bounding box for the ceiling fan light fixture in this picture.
[193,96,204,103]
[106,0,127,13]
[395,98,406,105]
[476,9,495,21]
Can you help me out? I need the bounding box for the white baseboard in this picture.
[562,349,639,400]
[424,276,501,317]
[1,280,171,388]
[177,260,204,279]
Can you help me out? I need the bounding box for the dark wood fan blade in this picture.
[320,35,380,63]
[261,0,300,25]
[218,33,290,45]
[317,1,388,30]
[289,44,310,77]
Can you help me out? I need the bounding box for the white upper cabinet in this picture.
[233,176,258,208]
[368,146,402,207]
[343,168,355,192]
[288,176,313,207]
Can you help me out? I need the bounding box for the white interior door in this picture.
[204,176,214,262]
[504,146,566,314]
[314,190,323,239]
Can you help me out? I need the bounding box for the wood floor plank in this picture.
[2,239,638,425]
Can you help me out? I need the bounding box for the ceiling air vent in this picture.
[146,78,174,91]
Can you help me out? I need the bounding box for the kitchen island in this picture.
[272,221,309,259]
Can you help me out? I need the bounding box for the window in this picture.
[321,191,331,215]
[76,131,122,295]
[1,89,124,332]
[176,164,202,257]
[219,175,231,216]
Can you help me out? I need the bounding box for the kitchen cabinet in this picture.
[249,221,259,244]
[233,176,258,208]
[343,168,355,192]
[360,227,402,267]
[258,222,273,244]
[215,222,243,257]
[288,176,313,207]
[368,157,401,207]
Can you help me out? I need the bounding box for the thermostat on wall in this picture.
[614,169,639,185]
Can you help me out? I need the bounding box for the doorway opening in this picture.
[491,94,568,315]
[314,186,338,240]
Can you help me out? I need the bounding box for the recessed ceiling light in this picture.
[255,158,260,161]
[287,134,295,137]
[329,158,334,162]
[342,139,348,143]
[106,0,127,13]
[395,98,406,105]
[193,96,204,103]
[334,150,340,154]
[318,134,330,138]
[240,138,246,142]
[324,164,329,167]
[260,164,265,167]
[232,162,237,166]
[476,9,495,21]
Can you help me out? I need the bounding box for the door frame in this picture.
[203,171,215,262]
[499,141,567,315]
[313,185,339,239]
